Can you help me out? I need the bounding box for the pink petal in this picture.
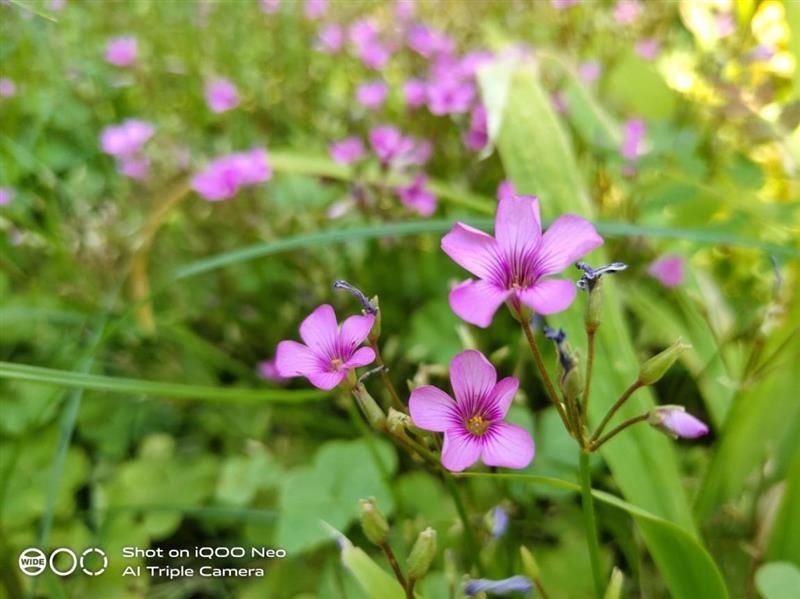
[339,313,375,350]
[518,279,577,315]
[307,370,347,391]
[275,340,324,377]
[487,377,519,419]
[481,422,535,469]
[441,430,482,472]
[409,385,458,432]
[299,304,339,357]
[441,223,500,280]
[495,195,542,257]
[647,255,684,288]
[449,280,511,328]
[343,346,376,369]
[536,215,604,275]
[449,349,497,407]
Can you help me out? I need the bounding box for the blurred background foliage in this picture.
[0,0,799,597]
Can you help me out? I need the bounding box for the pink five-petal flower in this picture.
[651,406,709,439]
[441,194,603,327]
[647,255,685,288]
[104,36,138,67]
[205,78,240,113]
[275,304,376,390]
[409,349,534,472]
[329,137,365,165]
[397,173,437,216]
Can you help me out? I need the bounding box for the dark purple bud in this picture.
[333,279,378,314]
[464,575,535,596]
[576,261,628,292]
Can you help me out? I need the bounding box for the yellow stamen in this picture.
[466,415,490,436]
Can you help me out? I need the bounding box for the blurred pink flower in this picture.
[458,51,494,78]
[370,125,433,169]
[257,358,288,384]
[463,104,488,151]
[205,78,239,113]
[394,0,415,20]
[358,40,391,70]
[275,304,375,390]
[621,118,646,162]
[441,194,603,327]
[356,80,389,110]
[403,78,428,108]
[409,349,534,472]
[49,0,66,10]
[191,148,271,201]
[551,92,568,114]
[651,406,708,438]
[613,0,641,25]
[716,13,736,37]
[0,78,16,97]
[497,180,516,203]
[407,24,453,58]
[304,0,327,20]
[100,120,154,157]
[551,0,579,8]
[260,0,281,14]
[316,23,344,53]
[118,155,150,180]
[104,36,138,67]
[578,60,601,82]
[427,77,475,115]
[635,38,661,60]
[397,173,437,216]
[329,137,365,165]
[349,18,378,49]
[0,187,14,206]
[647,255,685,288]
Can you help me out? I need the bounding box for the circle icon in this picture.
[18,548,47,577]
[48,548,78,577]
[80,548,108,576]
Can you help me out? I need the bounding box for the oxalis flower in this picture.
[275,304,376,390]
[441,194,603,327]
[409,350,534,472]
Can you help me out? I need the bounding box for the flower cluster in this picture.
[191,148,272,201]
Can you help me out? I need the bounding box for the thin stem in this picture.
[444,475,481,575]
[582,329,596,427]
[369,341,405,410]
[519,319,570,431]
[579,450,604,599]
[407,578,416,599]
[380,543,407,589]
[590,414,650,451]
[590,380,643,444]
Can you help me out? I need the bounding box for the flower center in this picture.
[466,414,490,436]
[330,357,344,371]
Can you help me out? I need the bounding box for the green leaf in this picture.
[478,62,727,598]
[766,446,800,567]
[459,472,729,599]
[336,535,406,599]
[755,562,800,599]
[0,361,327,402]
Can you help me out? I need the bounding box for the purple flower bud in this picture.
[650,406,709,439]
[464,575,534,596]
[490,505,509,538]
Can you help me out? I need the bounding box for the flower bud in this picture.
[359,498,389,546]
[585,276,603,332]
[485,505,509,539]
[649,405,709,439]
[638,339,690,385]
[519,546,541,580]
[386,407,411,435]
[352,384,386,430]
[406,527,436,580]
[464,575,534,597]
[604,568,625,599]
[368,295,381,343]
[560,360,583,404]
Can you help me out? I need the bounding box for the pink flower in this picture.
[0,187,14,206]
[647,255,685,288]
[104,36,138,67]
[100,120,154,157]
[191,148,271,201]
[356,81,389,110]
[613,0,641,25]
[260,0,281,14]
[316,23,344,53]
[621,118,646,162]
[427,77,475,115]
[635,38,661,60]
[397,174,437,216]
[496,180,516,202]
[257,358,288,384]
[441,194,603,327]
[404,78,428,108]
[409,349,534,472]
[650,406,708,439]
[329,137,365,165]
[369,125,429,169]
[304,0,327,20]
[463,104,488,151]
[578,60,601,82]
[394,0,415,20]
[407,24,453,58]
[205,78,239,113]
[551,0,579,9]
[349,18,378,49]
[358,40,391,70]
[458,51,494,78]
[716,13,736,37]
[275,304,376,390]
[118,155,150,180]
[551,92,568,114]
[0,78,16,97]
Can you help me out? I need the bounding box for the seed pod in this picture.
[359,498,389,546]
[407,527,436,580]
[639,339,690,385]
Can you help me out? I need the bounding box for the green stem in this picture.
[444,475,481,575]
[590,380,643,445]
[519,319,571,432]
[590,414,650,452]
[579,450,604,598]
[582,329,596,427]
[369,341,405,411]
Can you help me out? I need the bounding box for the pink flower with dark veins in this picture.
[275,304,376,390]
[105,36,138,67]
[205,78,240,113]
[441,194,603,327]
[410,349,534,472]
